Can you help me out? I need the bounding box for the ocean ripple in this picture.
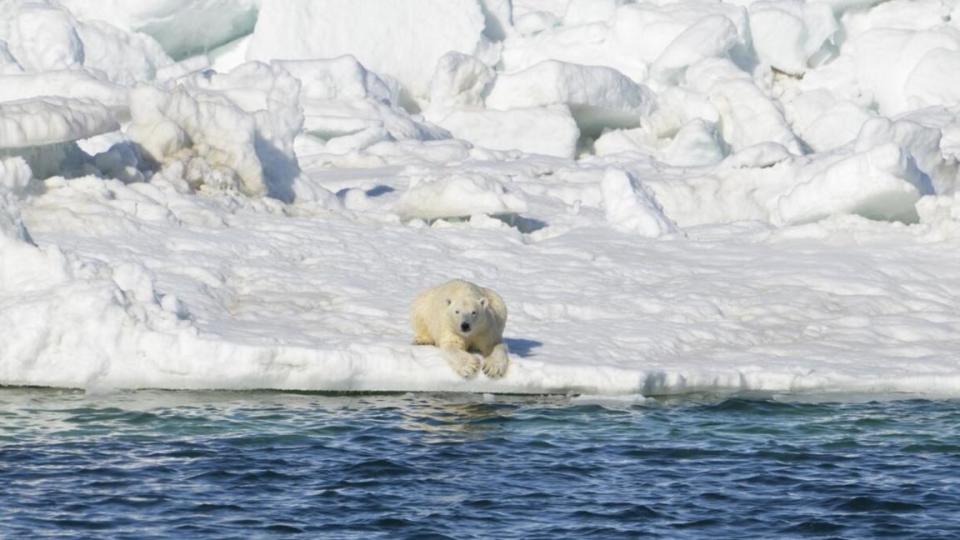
[1,389,959,538]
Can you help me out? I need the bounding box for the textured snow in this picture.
[3,0,960,399]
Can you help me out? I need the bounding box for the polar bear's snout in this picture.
[458,312,476,335]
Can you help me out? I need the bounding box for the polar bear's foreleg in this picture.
[482,343,510,378]
[412,326,434,345]
[411,312,434,345]
[440,336,481,378]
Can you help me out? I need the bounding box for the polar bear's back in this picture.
[480,284,507,333]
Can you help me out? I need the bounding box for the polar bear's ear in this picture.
[480,298,487,307]
[446,298,451,305]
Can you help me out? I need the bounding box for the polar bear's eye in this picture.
[471,311,477,316]
[455,310,460,314]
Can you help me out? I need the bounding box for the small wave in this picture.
[832,496,925,513]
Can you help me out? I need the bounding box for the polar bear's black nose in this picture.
[461,322,471,332]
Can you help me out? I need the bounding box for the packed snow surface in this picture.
[3,0,960,399]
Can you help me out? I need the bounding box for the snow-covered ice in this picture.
[248,0,488,103]
[3,0,960,399]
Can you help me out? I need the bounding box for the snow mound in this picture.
[431,105,579,159]
[784,90,876,152]
[748,0,839,75]
[776,142,924,225]
[487,60,655,135]
[845,28,960,116]
[903,48,960,112]
[2,2,172,84]
[595,119,726,167]
[601,169,678,237]
[687,58,803,155]
[394,172,527,220]
[248,0,487,101]
[127,62,310,201]
[428,52,495,110]
[72,18,173,85]
[280,56,449,154]
[3,3,84,73]
[126,85,265,197]
[182,61,305,202]
[280,56,398,105]
[649,15,739,85]
[424,52,583,157]
[611,1,752,68]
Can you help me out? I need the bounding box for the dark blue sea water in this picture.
[2,389,959,539]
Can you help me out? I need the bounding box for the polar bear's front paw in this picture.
[444,349,481,378]
[482,344,510,379]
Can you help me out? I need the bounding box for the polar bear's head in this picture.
[446,292,490,338]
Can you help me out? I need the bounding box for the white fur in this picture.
[410,279,510,378]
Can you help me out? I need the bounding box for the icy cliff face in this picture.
[2,0,960,397]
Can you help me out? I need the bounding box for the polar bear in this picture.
[411,279,510,378]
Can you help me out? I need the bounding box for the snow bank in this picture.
[248,0,487,101]
[8,176,960,397]
[4,0,960,399]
